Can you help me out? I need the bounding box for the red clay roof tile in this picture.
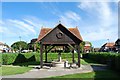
[36,25,83,42]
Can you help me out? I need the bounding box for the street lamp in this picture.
[19,36,21,53]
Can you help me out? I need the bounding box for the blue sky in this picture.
[0,2,118,47]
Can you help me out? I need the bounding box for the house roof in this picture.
[0,42,9,48]
[105,42,115,47]
[115,38,120,46]
[0,42,4,45]
[84,41,91,46]
[115,38,120,43]
[36,24,83,42]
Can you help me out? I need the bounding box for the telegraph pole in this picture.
[19,36,21,53]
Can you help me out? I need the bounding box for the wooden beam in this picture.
[42,44,53,53]
[68,43,77,52]
[40,43,43,68]
[72,49,75,63]
[46,46,55,53]
[45,45,47,63]
[77,44,80,67]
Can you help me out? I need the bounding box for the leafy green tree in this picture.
[80,41,85,53]
[89,42,92,47]
[11,41,28,52]
[28,42,40,52]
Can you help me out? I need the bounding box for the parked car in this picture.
[21,50,32,53]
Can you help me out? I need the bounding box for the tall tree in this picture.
[11,41,28,52]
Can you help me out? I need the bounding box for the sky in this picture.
[0,1,118,48]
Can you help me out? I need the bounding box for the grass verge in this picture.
[1,66,32,76]
[50,70,120,79]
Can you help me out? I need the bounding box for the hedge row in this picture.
[2,52,78,65]
[86,52,120,72]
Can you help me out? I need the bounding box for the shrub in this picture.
[13,54,27,64]
[86,52,120,73]
[115,54,120,72]
[27,55,36,62]
[2,53,18,65]
[2,52,78,65]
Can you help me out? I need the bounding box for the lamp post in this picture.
[19,36,21,53]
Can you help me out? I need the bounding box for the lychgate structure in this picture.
[36,24,83,68]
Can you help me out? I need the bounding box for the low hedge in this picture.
[86,52,120,73]
[115,54,120,71]
[2,52,78,65]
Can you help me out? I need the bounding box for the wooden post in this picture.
[77,44,80,67]
[45,46,47,62]
[72,48,74,63]
[40,43,43,68]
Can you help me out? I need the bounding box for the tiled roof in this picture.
[37,28,52,41]
[68,27,83,41]
[37,25,83,42]
[105,42,115,47]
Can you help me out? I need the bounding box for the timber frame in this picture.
[37,23,83,68]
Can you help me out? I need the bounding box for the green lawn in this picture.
[0,67,1,76]
[1,66,32,76]
[50,70,120,79]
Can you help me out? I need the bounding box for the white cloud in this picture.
[8,19,36,34]
[58,2,117,43]
[0,18,39,43]
[23,16,57,28]
[78,2,118,42]
[0,16,58,45]
[0,18,38,45]
[78,2,113,26]
[65,11,81,22]
[59,11,81,27]
[23,16,42,28]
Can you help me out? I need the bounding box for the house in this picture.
[84,41,92,53]
[115,38,120,53]
[28,38,37,51]
[94,48,100,52]
[0,42,9,53]
[99,42,115,52]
